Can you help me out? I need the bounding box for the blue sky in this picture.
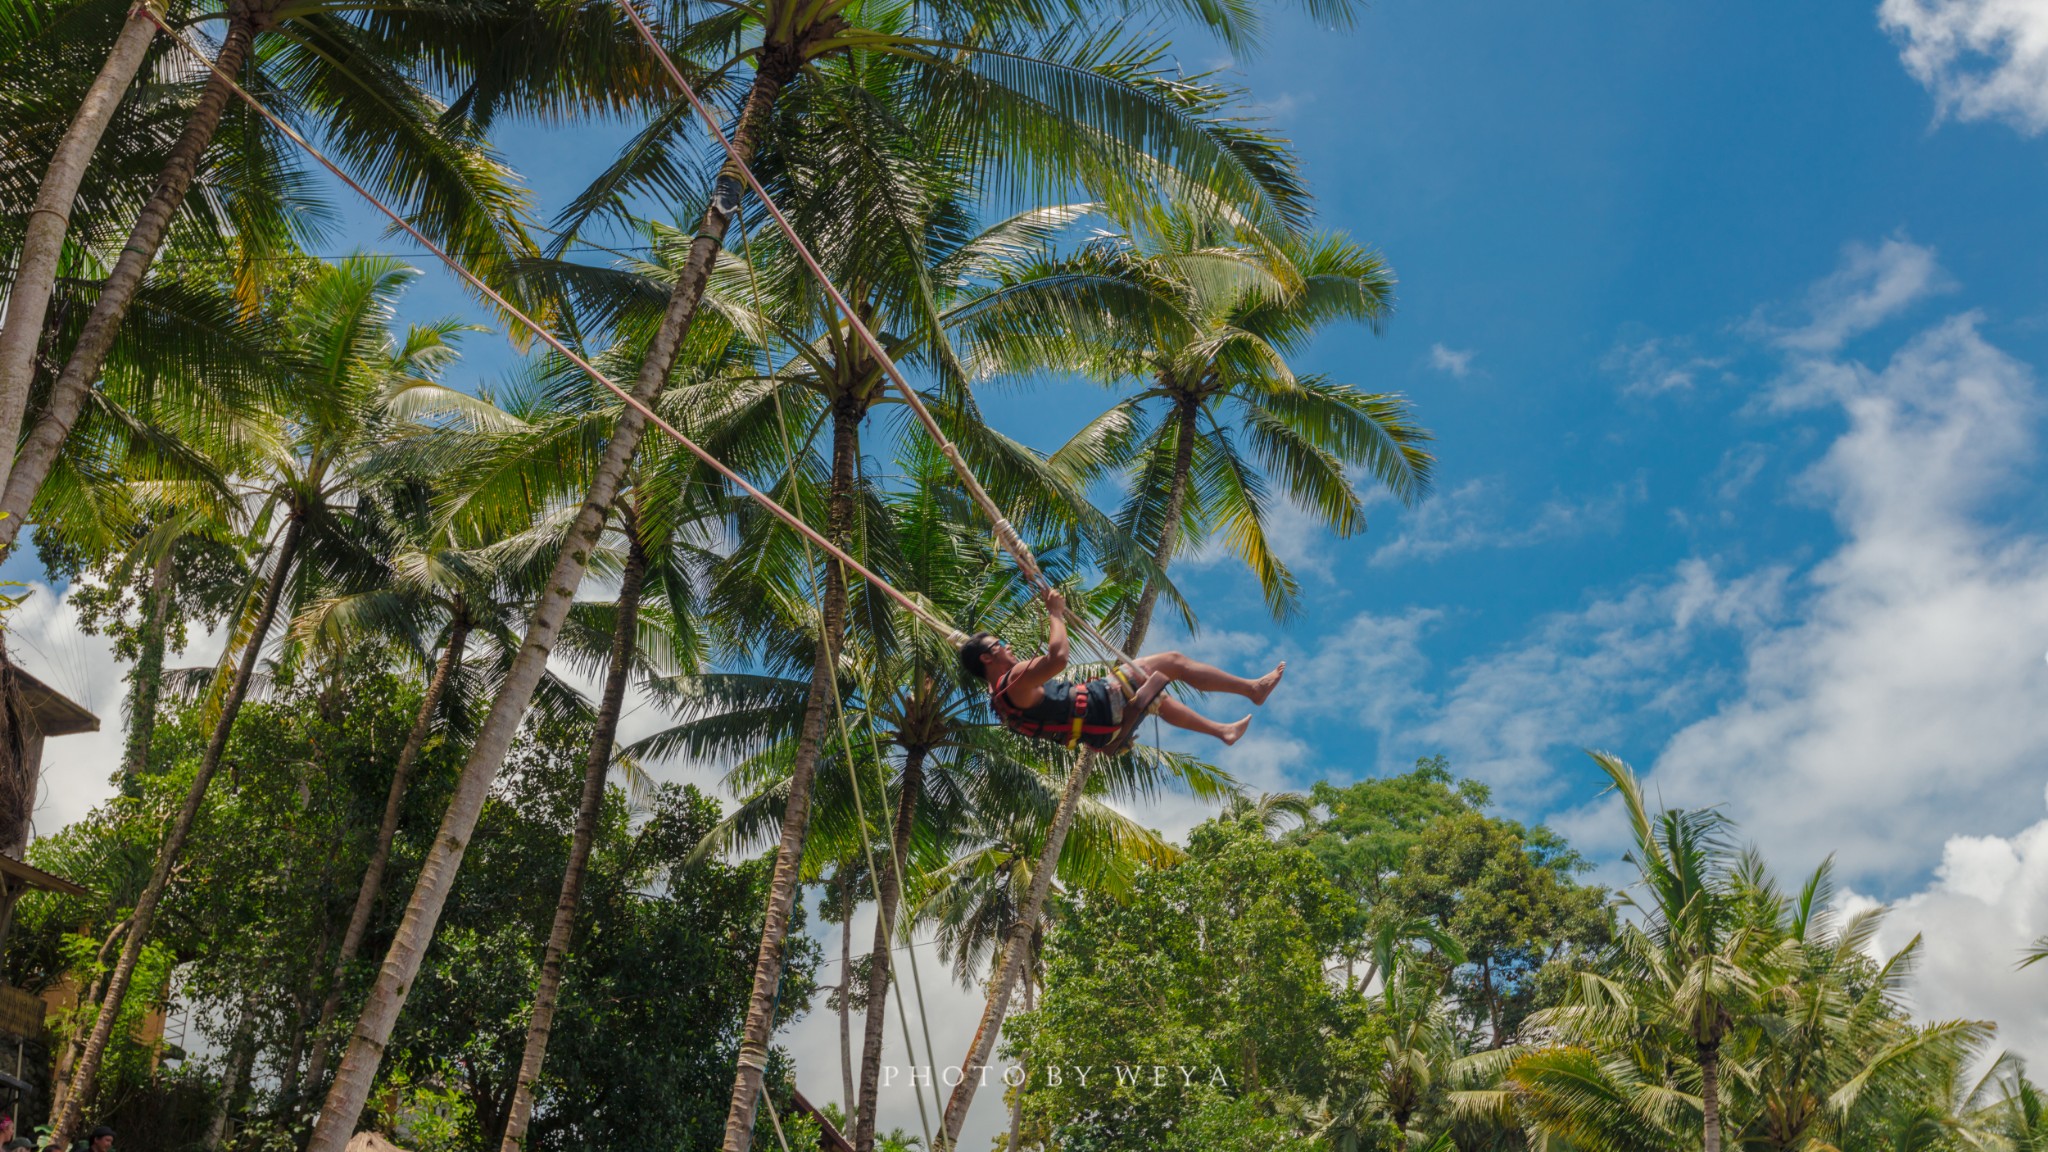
[11,0,2048,1138]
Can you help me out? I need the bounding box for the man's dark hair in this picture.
[959,633,1001,683]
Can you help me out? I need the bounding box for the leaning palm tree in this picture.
[0,0,554,559]
[311,11,1338,1152]
[0,0,169,495]
[954,207,1432,651]
[50,256,486,1143]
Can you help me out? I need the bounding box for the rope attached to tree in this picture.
[612,0,1146,674]
[136,6,973,653]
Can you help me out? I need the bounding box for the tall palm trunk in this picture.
[300,605,474,1096]
[1004,978,1033,1152]
[941,756,1091,1149]
[50,510,303,1147]
[205,1000,257,1151]
[498,525,648,1152]
[1121,395,1200,654]
[718,398,858,1152]
[303,57,797,1152]
[119,549,176,782]
[0,5,159,495]
[1701,1042,1722,1152]
[48,914,128,1122]
[853,746,927,1152]
[840,876,856,1119]
[0,8,265,552]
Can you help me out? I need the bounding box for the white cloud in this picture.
[1420,560,1788,812]
[1605,337,1727,397]
[1769,236,1952,357]
[1648,307,2048,884]
[1850,801,2048,1066]
[1881,0,2048,134]
[1370,475,1645,566]
[1429,344,1476,378]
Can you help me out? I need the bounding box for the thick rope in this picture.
[138,7,971,654]
[761,364,939,1146]
[613,0,1144,673]
[145,10,1120,1141]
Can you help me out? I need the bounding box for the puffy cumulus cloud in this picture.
[1881,0,2048,134]
[1852,802,2048,1066]
[1650,308,2048,885]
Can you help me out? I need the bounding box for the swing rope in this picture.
[613,0,1146,676]
[142,10,1122,1143]
[135,6,976,656]
[751,230,938,1144]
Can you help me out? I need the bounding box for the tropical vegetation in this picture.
[0,2,2035,1152]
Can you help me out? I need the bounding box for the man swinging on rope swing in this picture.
[961,589,1285,751]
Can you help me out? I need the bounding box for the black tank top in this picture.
[997,672,1077,724]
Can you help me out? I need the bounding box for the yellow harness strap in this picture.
[1067,711,1085,749]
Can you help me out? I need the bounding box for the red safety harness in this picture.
[990,665,1168,753]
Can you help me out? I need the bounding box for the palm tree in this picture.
[1734,858,1991,1150]
[286,518,525,1103]
[0,0,163,495]
[1967,1058,2048,1152]
[929,208,1431,1143]
[954,208,1432,651]
[1223,789,1315,838]
[495,501,654,1152]
[35,498,252,788]
[0,0,546,557]
[309,9,1348,1151]
[917,778,1186,1147]
[1374,957,1468,1152]
[1533,752,1778,1152]
[51,256,483,1143]
[496,477,719,1152]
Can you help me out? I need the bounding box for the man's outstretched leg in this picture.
[1133,652,1286,704]
[1151,697,1252,746]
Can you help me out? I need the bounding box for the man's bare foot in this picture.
[1249,662,1287,706]
[1222,716,1251,746]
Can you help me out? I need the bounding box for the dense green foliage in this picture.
[12,666,815,1152]
[0,2,2038,1151]
[1005,759,2045,1152]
